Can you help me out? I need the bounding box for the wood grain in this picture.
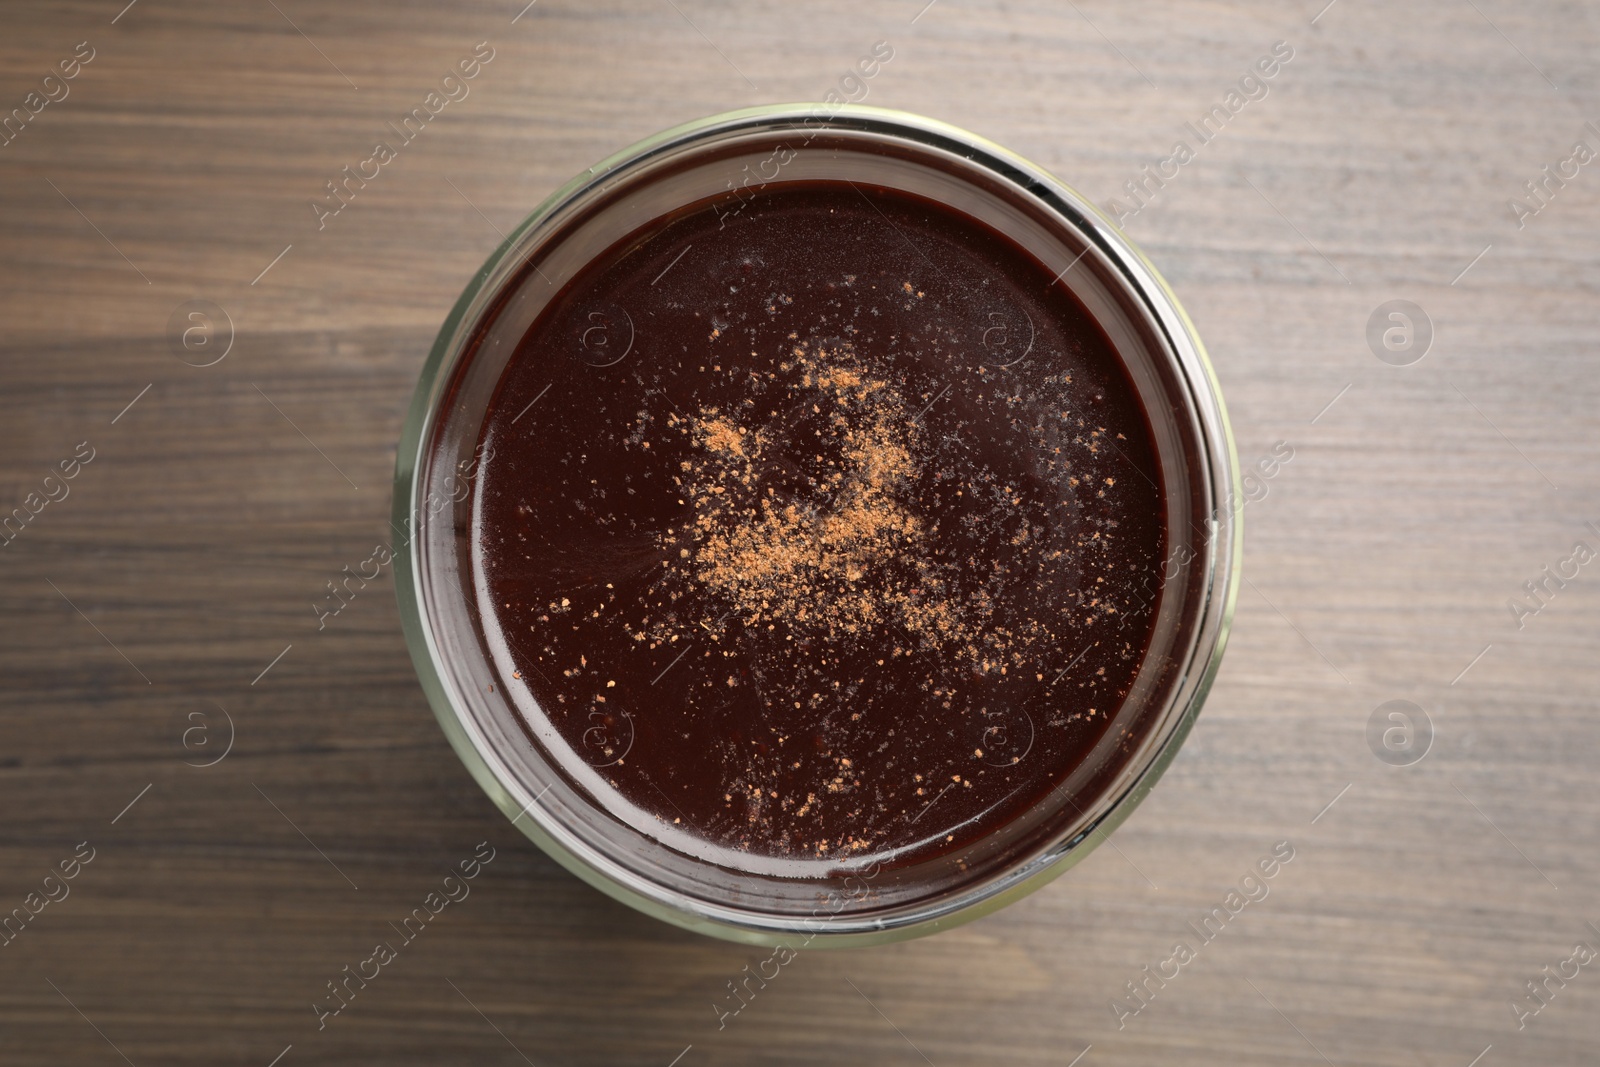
[2,0,1598,1064]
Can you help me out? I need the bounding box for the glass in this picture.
[393,104,1241,946]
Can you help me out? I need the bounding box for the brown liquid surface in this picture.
[472,181,1164,872]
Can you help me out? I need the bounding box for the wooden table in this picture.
[3,1,1597,1064]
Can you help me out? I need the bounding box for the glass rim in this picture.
[393,103,1242,947]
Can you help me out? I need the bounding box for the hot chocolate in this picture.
[469,180,1166,873]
